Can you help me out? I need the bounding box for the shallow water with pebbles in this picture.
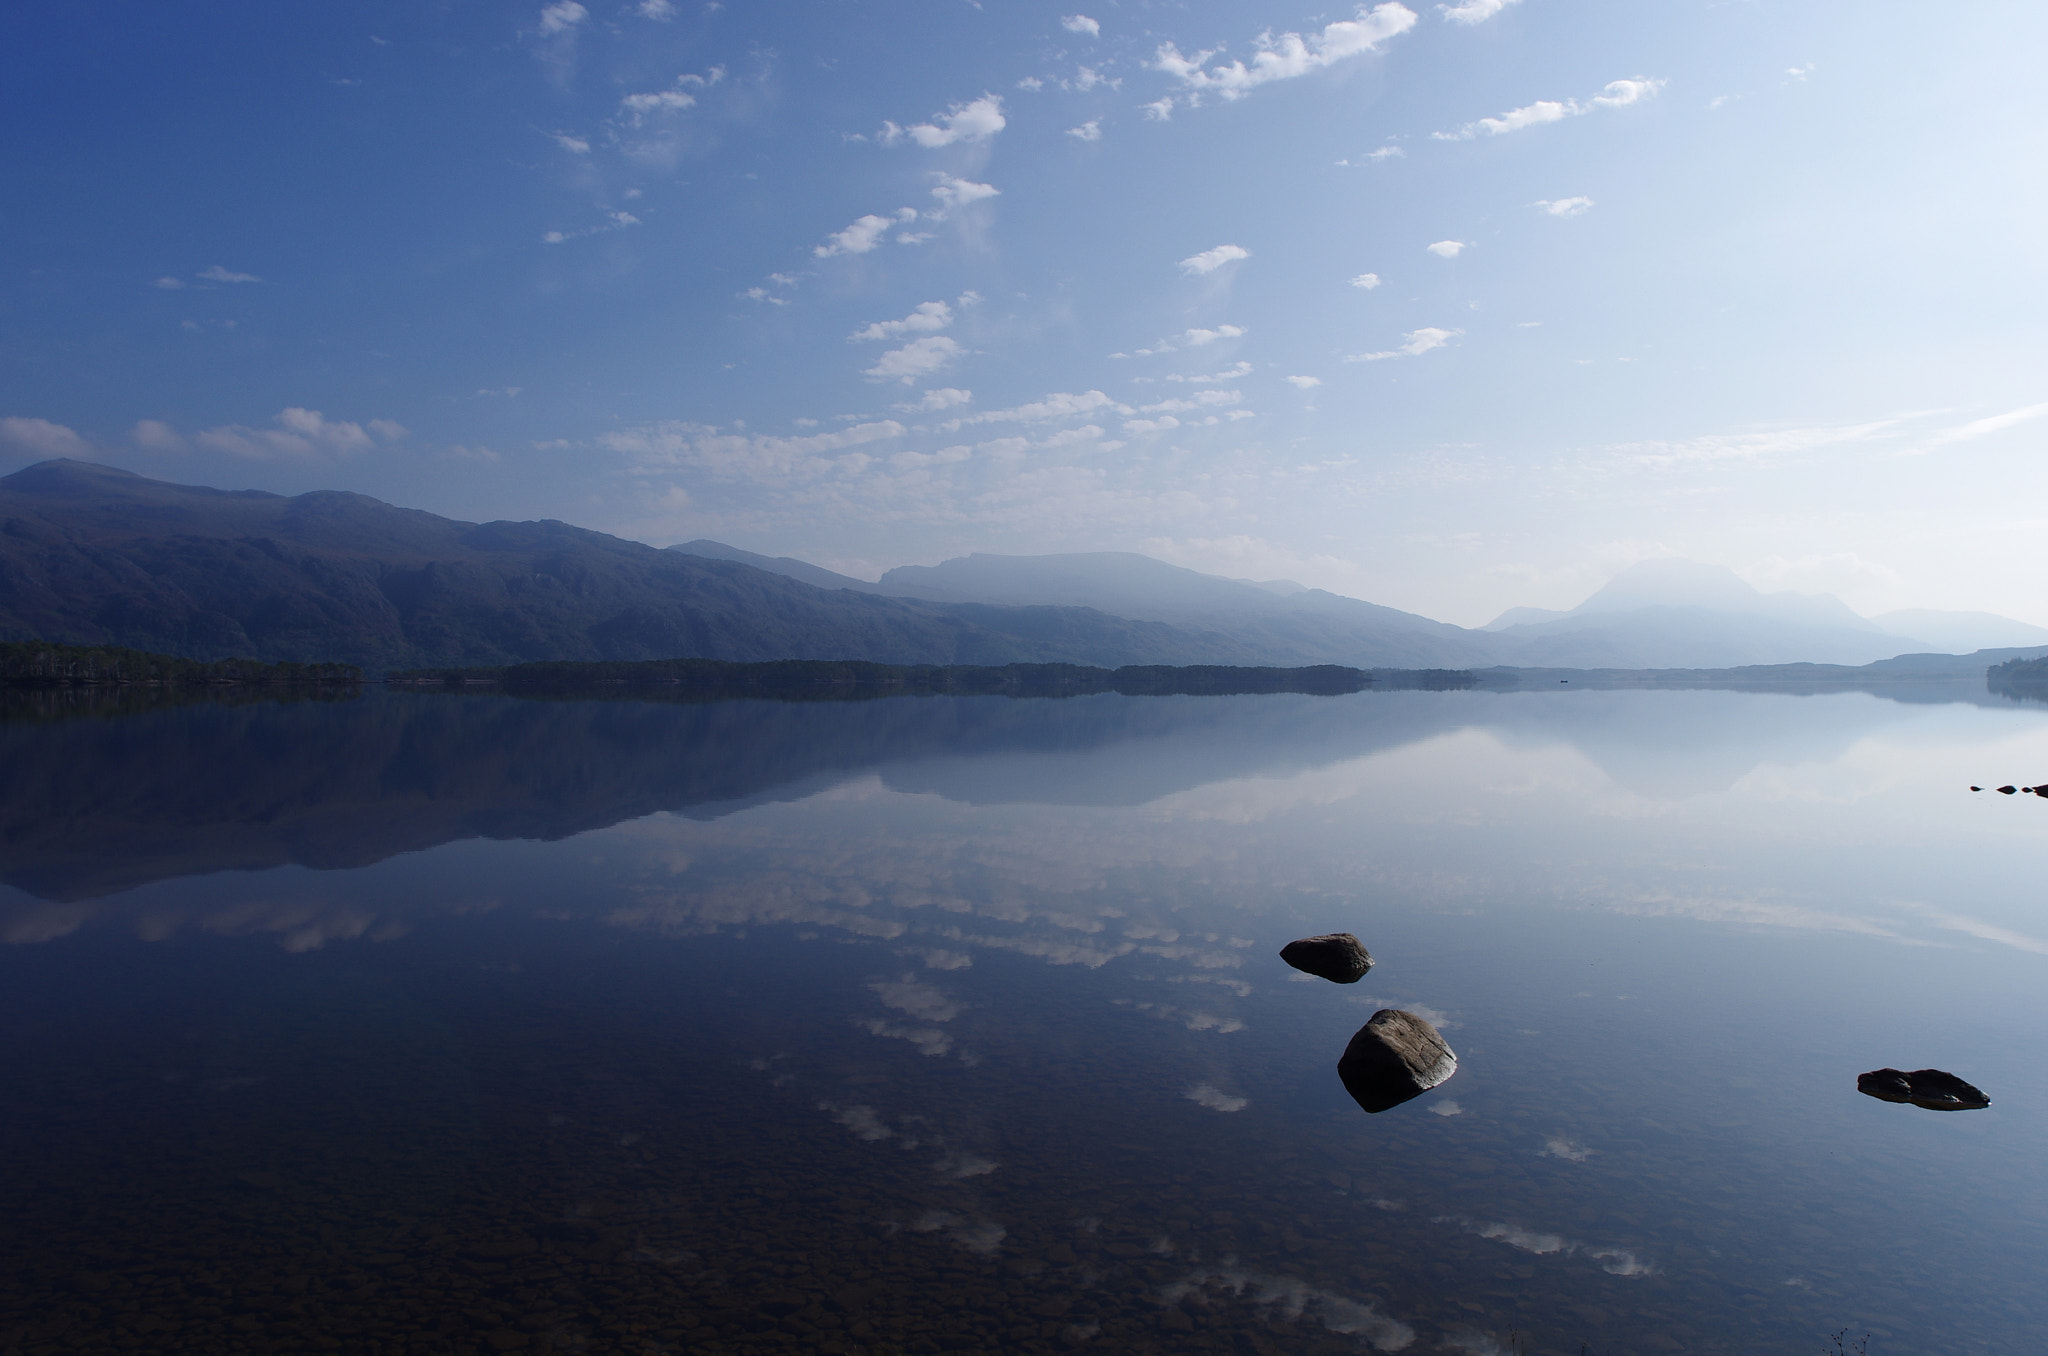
[2,686,2046,1355]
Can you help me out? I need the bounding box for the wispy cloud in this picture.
[881,95,1006,148]
[1350,271,1383,289]
[1066,119,1102,142]
[897,387,972,412]
[1923,400,2048,448]
[1534,195,1593,216]
[1179,243,1250,275]
[1615,416,1902,468]
[600,418,907,482]
[1285,375,1322,389]
[1150,4,1418,116]
[1346,326,1461,361]
[1426,240,1465,258]
[956,390,1122,426]
[541,210,640,245]
[191,408,403,460]
[1060,14,1100,37]
[1132,325,1247,357]
[197,265,261,283]
[621,69,724,124]
[1436,77,1664,139]
[1159,1266,1415,1350]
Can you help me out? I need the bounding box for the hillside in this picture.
[0,461,1274,673]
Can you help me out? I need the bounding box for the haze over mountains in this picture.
[5,459,2042,674]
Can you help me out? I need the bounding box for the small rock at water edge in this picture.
[1856,1067,1989,1111]
[1280,932,1375,984]
[1339,1009,1457,1114]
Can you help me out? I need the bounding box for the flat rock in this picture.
[1856,1067,1990,1111]
[1338,1009,1457,1114]
[1280,932,1374,984]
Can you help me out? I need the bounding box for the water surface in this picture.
[3,686,2044,1355]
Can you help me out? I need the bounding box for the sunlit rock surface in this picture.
[1339,1010,1458,1114]
[1279,932,1375,984]
[1856,1068,1990,1111]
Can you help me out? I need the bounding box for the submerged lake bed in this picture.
[2,686,2045,1355]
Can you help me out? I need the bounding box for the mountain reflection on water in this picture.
[2,686,2046,1355]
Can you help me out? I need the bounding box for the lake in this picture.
[2,683,2045,1356]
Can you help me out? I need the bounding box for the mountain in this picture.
[0,460,1303,673]
[1870,609,2048,653]
[870,551,1499,669]
[667,539,877,593]
[1481,561,1923,668]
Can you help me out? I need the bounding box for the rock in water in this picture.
[1280,932,1375,984]
[1856,1067,1990,1111]
[1339,1009,1457,1114]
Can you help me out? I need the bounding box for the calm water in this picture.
[3,685,2046,1355]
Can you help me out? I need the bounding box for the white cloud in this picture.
[198,265,261,283]
[1426,240,1465,258]
[1179,243,1250,275]
[1539,1136,1592,1162]
[620,68,721,124]
[815,210,916,258]
[1337,144,1404,166]
[856,1017,954,1057]
[881,95,1006,148]
[1345,326,1462,361]
[1440,0,1518,22]
[866,336,965,382]
[1016,75,1044,91]
[1067,120,1102,142]
[929,174,1000,213]
[153,276,187,289]
[740,286,786,305]
[1138,389,1243,414]
[1184,1083,1248,1112]
[537,1,586,34]
[1061,14,1101,36]
[1151,3,1418,111]
[638,0,676,17]
[1535,195,1593,216]
[898,387,973,412]
[541,211,641,244]
[0,416,92,459]
[131,418,185,451]
[1350,272,1383,289]
[549,131,591,154]
[1437,77,1665,139]
[1124,415,1181,434]
[1141,96,1176,121]
[871,975,961,1021]
[191,408,399,460]
[1132,324,1248,357]
[1285,375,1322,389]
[851,301,953,342]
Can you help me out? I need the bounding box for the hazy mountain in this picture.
[1477,559,2015,668]
[872,551,1499,669]
[0,460,1297,673]
[668,539,878,593]
[1870,609,2048,653]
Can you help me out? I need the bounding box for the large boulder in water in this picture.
[1856,1067,1990,1111]
[1280,932,1374,984]
[1339,1009,1457,1113]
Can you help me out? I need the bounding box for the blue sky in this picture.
[3,0,2045,625]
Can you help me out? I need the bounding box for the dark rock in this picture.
[1279,932,1374,984]
[1338,1009,1457,1113]
[1856,1067,1989,1111]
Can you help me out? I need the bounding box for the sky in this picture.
[3,0,2046,627]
